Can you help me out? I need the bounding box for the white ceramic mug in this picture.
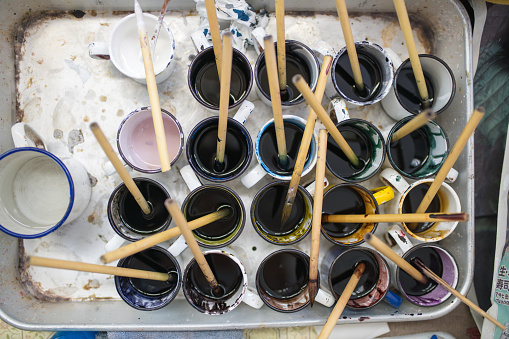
[252,28,320,109]
[0,123,91,238]
[255,249,335,312]
[330,41,395,108]
[104,177,187,258]
[379,167,461,242]
[89,13,176,84]
[185,105,254,183]
[102,107,184,176]
[321,184,394,247]
[384,116,458,183]
[320,246,395,310]
[381,54,456,121]
[188,31,254,114]
[183,250,264,314]
[379,233,459,308]
[241,115,317,189]
[179,165,246,248]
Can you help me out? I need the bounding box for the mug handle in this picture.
[328,98,350,124]
[105,234,126,252]
[445,167,459,183]
[312,40,336,60]
[304,178,329,196]
[384,47,402,70]
[179,165,202,192]
[370,186,395,205]
[11,122,47,149]
[88,42,110,60]
[242,287,264,309]
[191,30,211,52]
[102,160,128,176]
[167,235,188,257]
[232,101,255,125]
[240,163,266,188]
[315,288,335,307]
[251,27,266,55]
[379,168,410,195]
[384,224,414,256]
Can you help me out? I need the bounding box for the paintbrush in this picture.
[293,74,360,168]
[165,199,223,297]
[149,0,171,55]
[414,258,505,330]
[393,0,430,107]
[411,107,484,228]
[215,32,233,170]
[280,55,333,226]
[391,109,436,142]
[318,263,366,338]
[100,207,231,264]
[322,212,468,224]
[134,0,171,172]
[334,0,364,94]
[28,256,171,282]
[264,35,289,169]
[309,129,328,306]
[90,122,151,215]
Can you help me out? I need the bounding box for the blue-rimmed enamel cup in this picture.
[0,147,91,238]
[241,115,317,188]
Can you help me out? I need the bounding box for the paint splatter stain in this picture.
[84,116,89,122]
[99,95,107,102]
[88,174,98,187]
[71,10,86,19]
[83,279,100,290]
[117,109,124,117]
[54,129,64,140]
[88,214,95,223]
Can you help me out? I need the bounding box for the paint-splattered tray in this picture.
[0,0,473,331]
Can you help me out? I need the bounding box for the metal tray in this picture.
[0,0,473,331]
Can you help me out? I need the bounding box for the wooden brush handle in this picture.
[100,208,230,264]
[90,123,151,215]
[364,233,426,284]
[318,263,366,338]
[28,256,169,281]
[292,75,359,167]
[165,199,220,291]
